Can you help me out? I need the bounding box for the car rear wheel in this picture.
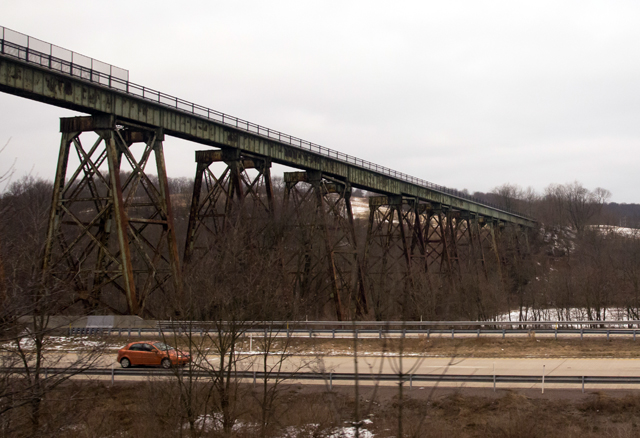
[120,358,131,368]
[161,358,172,369]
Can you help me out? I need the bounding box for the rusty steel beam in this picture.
[0,54,535,228]
[42,115,182,316]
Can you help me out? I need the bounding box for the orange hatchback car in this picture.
[117,341,190,368]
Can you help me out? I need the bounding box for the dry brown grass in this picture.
[103,334,640,359]
[279,336,640,358]
[7,381,640,437]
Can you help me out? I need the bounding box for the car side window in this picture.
[142,344,155,352]
[129,344,142,351]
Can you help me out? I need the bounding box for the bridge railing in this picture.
[0,26,532,221]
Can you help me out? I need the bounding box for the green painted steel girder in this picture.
[0,55,536,227]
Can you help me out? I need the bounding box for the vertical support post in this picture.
[447,211,461,275]
[183,159,207,264]
[489,221,503,279]
[476,219,490,279]
[314,176,345,321]
[105,131,138,315]
[153,133,183,300]
[493,363,496,392]
[42,131,73,277]
[345,186,368,318]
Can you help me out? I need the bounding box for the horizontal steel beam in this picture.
[0,55,535,227]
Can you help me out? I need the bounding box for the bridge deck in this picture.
[0,31,534,227]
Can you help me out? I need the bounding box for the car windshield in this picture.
[153,342,175,351]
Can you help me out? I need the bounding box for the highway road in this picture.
[43,351,640,390]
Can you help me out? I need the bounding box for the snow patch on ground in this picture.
[279,423,375,438]
[497,307,639,323]
[183,417,375,437]
[589,225,640,237]
[3,335,106,352]
[327,426,375,438]
[183,413,246,433]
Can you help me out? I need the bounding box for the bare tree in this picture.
[492,183,524,211]
[543,181,611,234]
[0,138,16,309]
[250,324,316,437]
[0,176,104,437]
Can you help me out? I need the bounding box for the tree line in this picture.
[2,173,640,436]
[1,175,638,323]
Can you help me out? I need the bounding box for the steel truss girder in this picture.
[282,171,366,320]
[364,200,504,292]
[183,149,274,264]
[42,115,182,316]
[365,198,456,279]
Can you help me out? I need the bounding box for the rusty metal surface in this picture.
[42,116,182,316]
[0,47,535,227]
[183,150,273,264]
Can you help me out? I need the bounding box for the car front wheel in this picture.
[161,358,171,369]
[120,358,131,368]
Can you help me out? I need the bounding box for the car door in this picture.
[127,343,144,365]
[140,343,161,366]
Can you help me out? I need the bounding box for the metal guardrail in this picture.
[156,319,640,329]
[69,325,640,341]
[0,25,532,221]
[8,367,640,389]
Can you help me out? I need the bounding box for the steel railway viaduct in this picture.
[0,27,536,320]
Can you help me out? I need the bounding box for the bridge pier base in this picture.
[42,116,182,316]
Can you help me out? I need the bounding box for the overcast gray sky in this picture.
[2,1,639,202]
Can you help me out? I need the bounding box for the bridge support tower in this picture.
[183,149,273,264]
[283,171,367,320]
[42,116,182,316]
